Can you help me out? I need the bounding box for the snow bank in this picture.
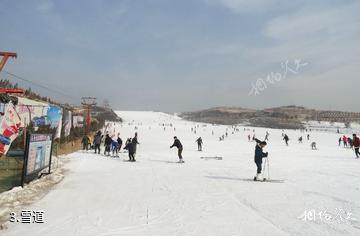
[0,156,65,228]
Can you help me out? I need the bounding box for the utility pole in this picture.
[81,97,97,134]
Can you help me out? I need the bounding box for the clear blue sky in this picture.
[1,0,359,112]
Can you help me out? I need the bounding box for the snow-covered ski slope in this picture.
[3,111,360,236]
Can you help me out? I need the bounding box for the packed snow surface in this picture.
[2,111,360,236]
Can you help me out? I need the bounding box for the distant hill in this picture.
[91,106,122,122]
[179,106,360,129]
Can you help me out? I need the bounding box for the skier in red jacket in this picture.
[352,134,360,158]
[343,136,348,147]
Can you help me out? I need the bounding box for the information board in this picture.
[25,134,53,176]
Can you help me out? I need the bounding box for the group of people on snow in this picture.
[81,131,140,162]
[340,135,355,148]
[81,122,359,183]
[339,134,360,158]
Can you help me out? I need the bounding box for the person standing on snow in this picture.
[253,139,268,181]
[111,138,119,156]
[348,137,353,149]
[298,136,303,143]
[93,131,102,154]
[124,138,131,147]
[132,132,140,157]
[343,136,348,147]
[283,134,290,146]
[81,135,90,151]
[124,138,136,161]
[170,136,184,163]
[352,134,360,158]
[104,134,112,156]
[195,137,203,151]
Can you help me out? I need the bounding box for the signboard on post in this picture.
[73,115,84,128]
[47,106,62,139]
[22,133,53,185]
[63,110,72,137]
[0,102,21,155]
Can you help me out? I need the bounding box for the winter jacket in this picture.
[117,137,123,146]
[254,145,268,163]
[94,135,102,145]
[353,136,360,148]
[171,139,183,149]
[132,137,139,152]
[111,140,119,149]
[124,142,135,154]
[105,136,112,146]
[81,136,89,145]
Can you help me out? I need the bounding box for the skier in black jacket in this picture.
[170,136,184,163]
[254,138,268,181]
[104,134,112,156]
[132,132,140,153]
[283,134,289,146]
[93,131,102,154]
[195,137,203,151]
[124,138,134,161]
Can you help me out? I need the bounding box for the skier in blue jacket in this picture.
[254,139,268,181]
[111,139,119,156]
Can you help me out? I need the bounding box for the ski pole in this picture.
[262,159,267,180]
[267,155,270,180]
[175,147,181,162]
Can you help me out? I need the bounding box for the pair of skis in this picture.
[252,178,284,183]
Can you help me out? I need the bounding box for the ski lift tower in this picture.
[0,52,17,73]
[81,97,97,134]
[0,52,24,95]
